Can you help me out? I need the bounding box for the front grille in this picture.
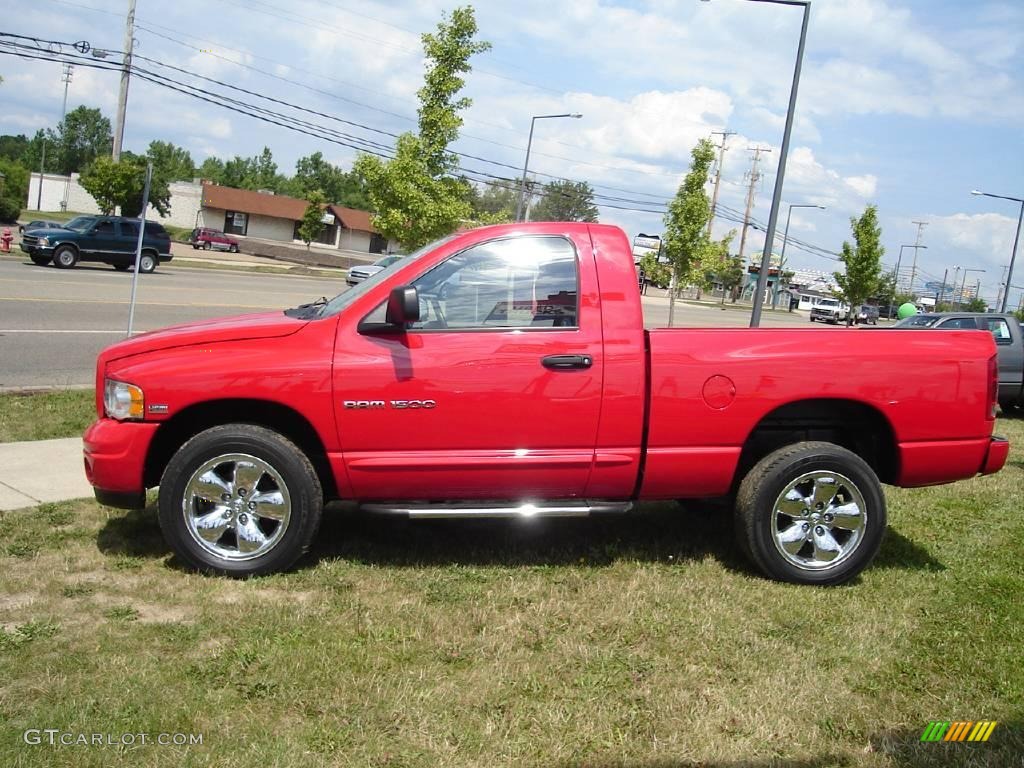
[22,235,39,246]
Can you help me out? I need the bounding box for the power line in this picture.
[0,33,844,264]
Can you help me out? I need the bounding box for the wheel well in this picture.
[54,241,79,253]
[143,399,338,499]
[736,399,898,487]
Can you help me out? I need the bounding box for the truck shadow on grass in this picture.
[96,500,943,576]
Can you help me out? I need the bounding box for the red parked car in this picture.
[189,227,240,253]
[83,222,1007,584]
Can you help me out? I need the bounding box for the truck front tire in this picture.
[158,424,323,577]
[735,441,886,586]
[53,245,78,269]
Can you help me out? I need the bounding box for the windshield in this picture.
[315,235,457,318]
[64,216,96,231]
[818,299,839,308]
[894,315,939,328]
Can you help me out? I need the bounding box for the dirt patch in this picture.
[0,593,37,611]
[135,604,193,624]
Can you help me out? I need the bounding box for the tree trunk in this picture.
[667,265,678,327]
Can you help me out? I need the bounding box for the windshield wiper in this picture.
[284,296,328,319]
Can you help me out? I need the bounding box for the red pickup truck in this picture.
[83,222,1008,585]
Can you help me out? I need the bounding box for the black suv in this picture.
[20,215,173,273]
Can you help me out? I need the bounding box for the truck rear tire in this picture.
[735,441,886,586]
[158,424,323,577]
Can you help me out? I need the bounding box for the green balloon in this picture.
[897,302,918,319]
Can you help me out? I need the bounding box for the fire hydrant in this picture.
[0,227,13,253]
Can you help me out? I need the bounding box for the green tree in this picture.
[220,155,253,188]
[355,6,490,249]
[47,106,112,174]
[22,130,56,174]
[704,231,740,304]
[639,251,671,288]
[662,138,716,326]
[0,134,30,163]
[962,296,988,312]
[530,179,599,222]
[468,180,517,221]
[0,158,30,222]
[252,146,278,190]
[197,156,225,184]
[297,190,327,249]
[146,140,194,181]
[833,204,885,326]
[285,152,369,209]
[79,155,171,217]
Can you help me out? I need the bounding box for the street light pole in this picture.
[772,202,824,309]
[515,113,582,222]
[971,190,1024,313]
[746,0,811,328]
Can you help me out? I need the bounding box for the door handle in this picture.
[541,354,593,370]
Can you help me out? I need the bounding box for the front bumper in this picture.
[83,418,160,509]
[20,242,54,256]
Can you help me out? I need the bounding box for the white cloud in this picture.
[844,174,878,199]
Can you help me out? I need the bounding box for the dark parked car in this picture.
[20,215,173,273]
[892,312,1024,413]
[18,219,64,236]
[189,227,240,253]
[855,305,880,325]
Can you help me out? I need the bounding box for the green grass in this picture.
[0,422,1022,766]
[0,389,95,443]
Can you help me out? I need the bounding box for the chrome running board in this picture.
[359,500,633,519]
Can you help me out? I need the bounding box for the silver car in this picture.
[346,255,402,285]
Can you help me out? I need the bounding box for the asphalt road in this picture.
[0,256,344,388]
[0,253,826,389]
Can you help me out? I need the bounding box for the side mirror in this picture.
[385,285,420,326]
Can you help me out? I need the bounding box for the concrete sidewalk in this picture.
[0,437,93,511]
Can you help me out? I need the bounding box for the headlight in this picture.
[104,379,145,420]
[37,237,49,246]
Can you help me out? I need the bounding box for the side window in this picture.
[144,222,166,237]
[121,221,139,239]
[938,317,977,329]
[985,318,1012,344]
[408,236,578,330]
[94,220,115,235]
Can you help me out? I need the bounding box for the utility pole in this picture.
[706,129,735,238]
[60,64,73,211]
[909,220,928,295]
[938,267,948,307]
[738,146,770,266]
[36,141,46,210]
[112,0,137,161]
[59,65,72,125]
[995,264,1009,311]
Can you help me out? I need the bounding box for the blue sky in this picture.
[2,0,1022,305]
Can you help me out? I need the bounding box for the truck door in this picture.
[333,233,603,500]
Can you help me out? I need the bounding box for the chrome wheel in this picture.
[771,470,866,571]
[139,253,156,273]
[181,452,291,562]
